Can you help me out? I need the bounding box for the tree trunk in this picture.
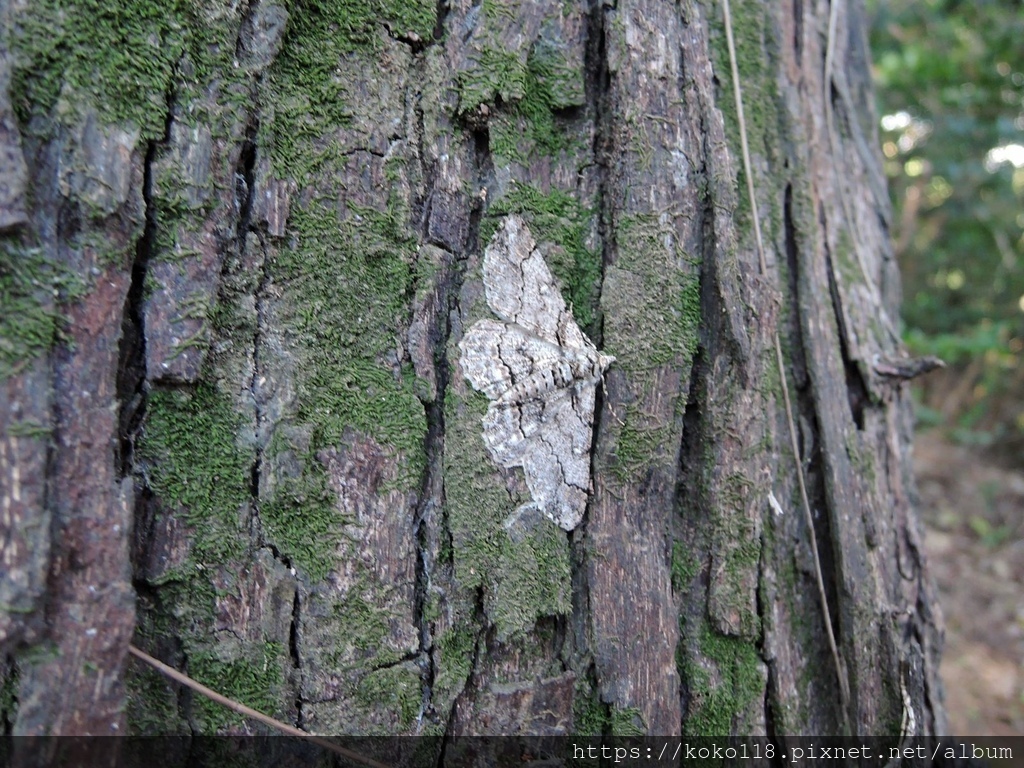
[0,0,944,740]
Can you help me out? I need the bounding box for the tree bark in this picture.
[0,0,944,740]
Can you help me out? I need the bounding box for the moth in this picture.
[458,215,614,531]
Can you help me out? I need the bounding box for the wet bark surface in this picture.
[1,0,943,740]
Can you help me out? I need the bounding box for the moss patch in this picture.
[273,178,424,460]
[0,243,87,381]
[188,643,286,732]
[9,0,240,138]
[612,213,701,369]
[682,622,763,735]
[139,383,251,567]
[706,470,761,636]
[432,619,478,710]
[458,47,528,116]
[125,661,180,735]
[355,663,422,732]
[571,684,647,737]
[443,384,573,638]
[486,46,585,164]
[258,449,344,585]
[603,214,701,482]
[323,581,408,670]
[0,657,19,727]
[671,540,701,594]
[260,171,427,580]
[706,0,780,231]
[265,0,434,177]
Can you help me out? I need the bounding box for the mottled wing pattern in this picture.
[482,215,587,350]
[517,384,595,530]
[480,386,595,531]
[458,319,563,401]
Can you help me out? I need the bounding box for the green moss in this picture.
[188,642,286,732]
[148,168,213,266]
[530,27,585,110]
[258,446,344,585]
[0,243,87,381]
[572,684,606,736]
[671,541,701,594]
[571,685,647,737]
[603,214,700,482]
[458,47,528,115]
[609,706,647,736]
[613,213,700,370]
[0,658,18,725]
[706,0,781,233]
[134,376,265,743]
[845,429,876,485]
[710,0,773,138]
[265,0,434,176]
[9,0,241,139]
[613,410,674,484]
[682,622,763,735]
[832,231,862,287]
[325,583,407,670]
[127,605,190,735]
[125,662,180,735]
[256,175,426,580]
[274,187,425,462]
[5,419,51,439]
[355,664,421,731]
[489,523,572,636]
[487,45,585,163]
[139,383,251,568]
[432,620,478,709]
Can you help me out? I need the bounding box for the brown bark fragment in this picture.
[16,257,137,735]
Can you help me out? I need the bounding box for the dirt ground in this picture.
[914,429,1024,734]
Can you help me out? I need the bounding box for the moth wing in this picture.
[483,215,586,349]
[459,318,562,400]
[480,398,542,468]
[482,385,595,531]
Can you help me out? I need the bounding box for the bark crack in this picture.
[289,587,304,729]
[235,125,264,522]
[413,350,445,728]
[819,211,869,431]
[584,0,614,488]
[785,185,849,726]
[406,22,478,726]
[116,105,170,479]
[123,75,175,591]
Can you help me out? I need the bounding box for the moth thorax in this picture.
[567,348,604,381]
[552,358,576,387]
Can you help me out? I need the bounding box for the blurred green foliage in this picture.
[870,0,1024,447]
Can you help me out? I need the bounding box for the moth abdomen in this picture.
[497,359,575,404]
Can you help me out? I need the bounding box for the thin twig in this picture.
[127,644,391,768]
[719,0,851,727]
